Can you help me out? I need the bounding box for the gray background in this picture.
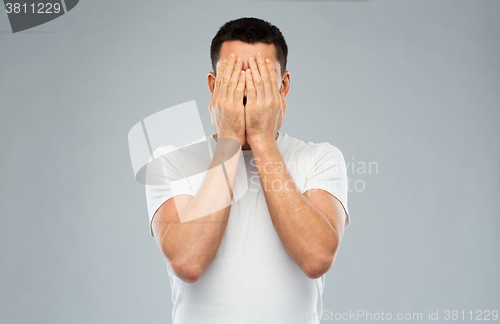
[1,0,499,323]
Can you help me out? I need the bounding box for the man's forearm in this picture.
[250,138,341,279]
[159,140,241,281]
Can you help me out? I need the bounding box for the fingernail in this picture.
[236,58,241,64]
[250,57,255,63]
[229,54,235,60]
[257,52,263,59]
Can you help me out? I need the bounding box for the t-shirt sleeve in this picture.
[303,143,350,228]
[144,146,194,237]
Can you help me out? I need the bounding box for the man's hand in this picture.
[244,52,286,146]
[209,54,246,147]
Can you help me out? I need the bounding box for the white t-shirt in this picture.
[145,132,350,324]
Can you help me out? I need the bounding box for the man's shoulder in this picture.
[281,133,343,158]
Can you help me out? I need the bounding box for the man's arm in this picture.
[151,140,241,283]
[244,53,346,279]
[151,54,246,283]
[250,140,346,279]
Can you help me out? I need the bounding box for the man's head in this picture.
[208,17,291,103]
[207,17,291,139]
[210,17,288,79]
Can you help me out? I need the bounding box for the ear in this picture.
[207,71,216,96]
[280,70,290,97]
[280,71,290,116]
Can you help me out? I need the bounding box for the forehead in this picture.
[218,40,281,74]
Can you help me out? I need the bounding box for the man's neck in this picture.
[241,141,251,150]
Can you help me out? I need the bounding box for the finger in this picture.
[219,54,236,102]
[256,52,274,101]
[213,58,227,101]
[234,70,246,106]
[266,58,280,103]
[226,57,243,103]
[245,69,257,107]
[249,56,265,105]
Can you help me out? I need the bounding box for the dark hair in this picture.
[210,17,288,77]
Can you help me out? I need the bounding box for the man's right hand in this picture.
[209,54,246,147]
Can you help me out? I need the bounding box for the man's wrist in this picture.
[248,132,279,151]
[215,133,245,147]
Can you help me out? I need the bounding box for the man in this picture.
[145,17,350,324]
